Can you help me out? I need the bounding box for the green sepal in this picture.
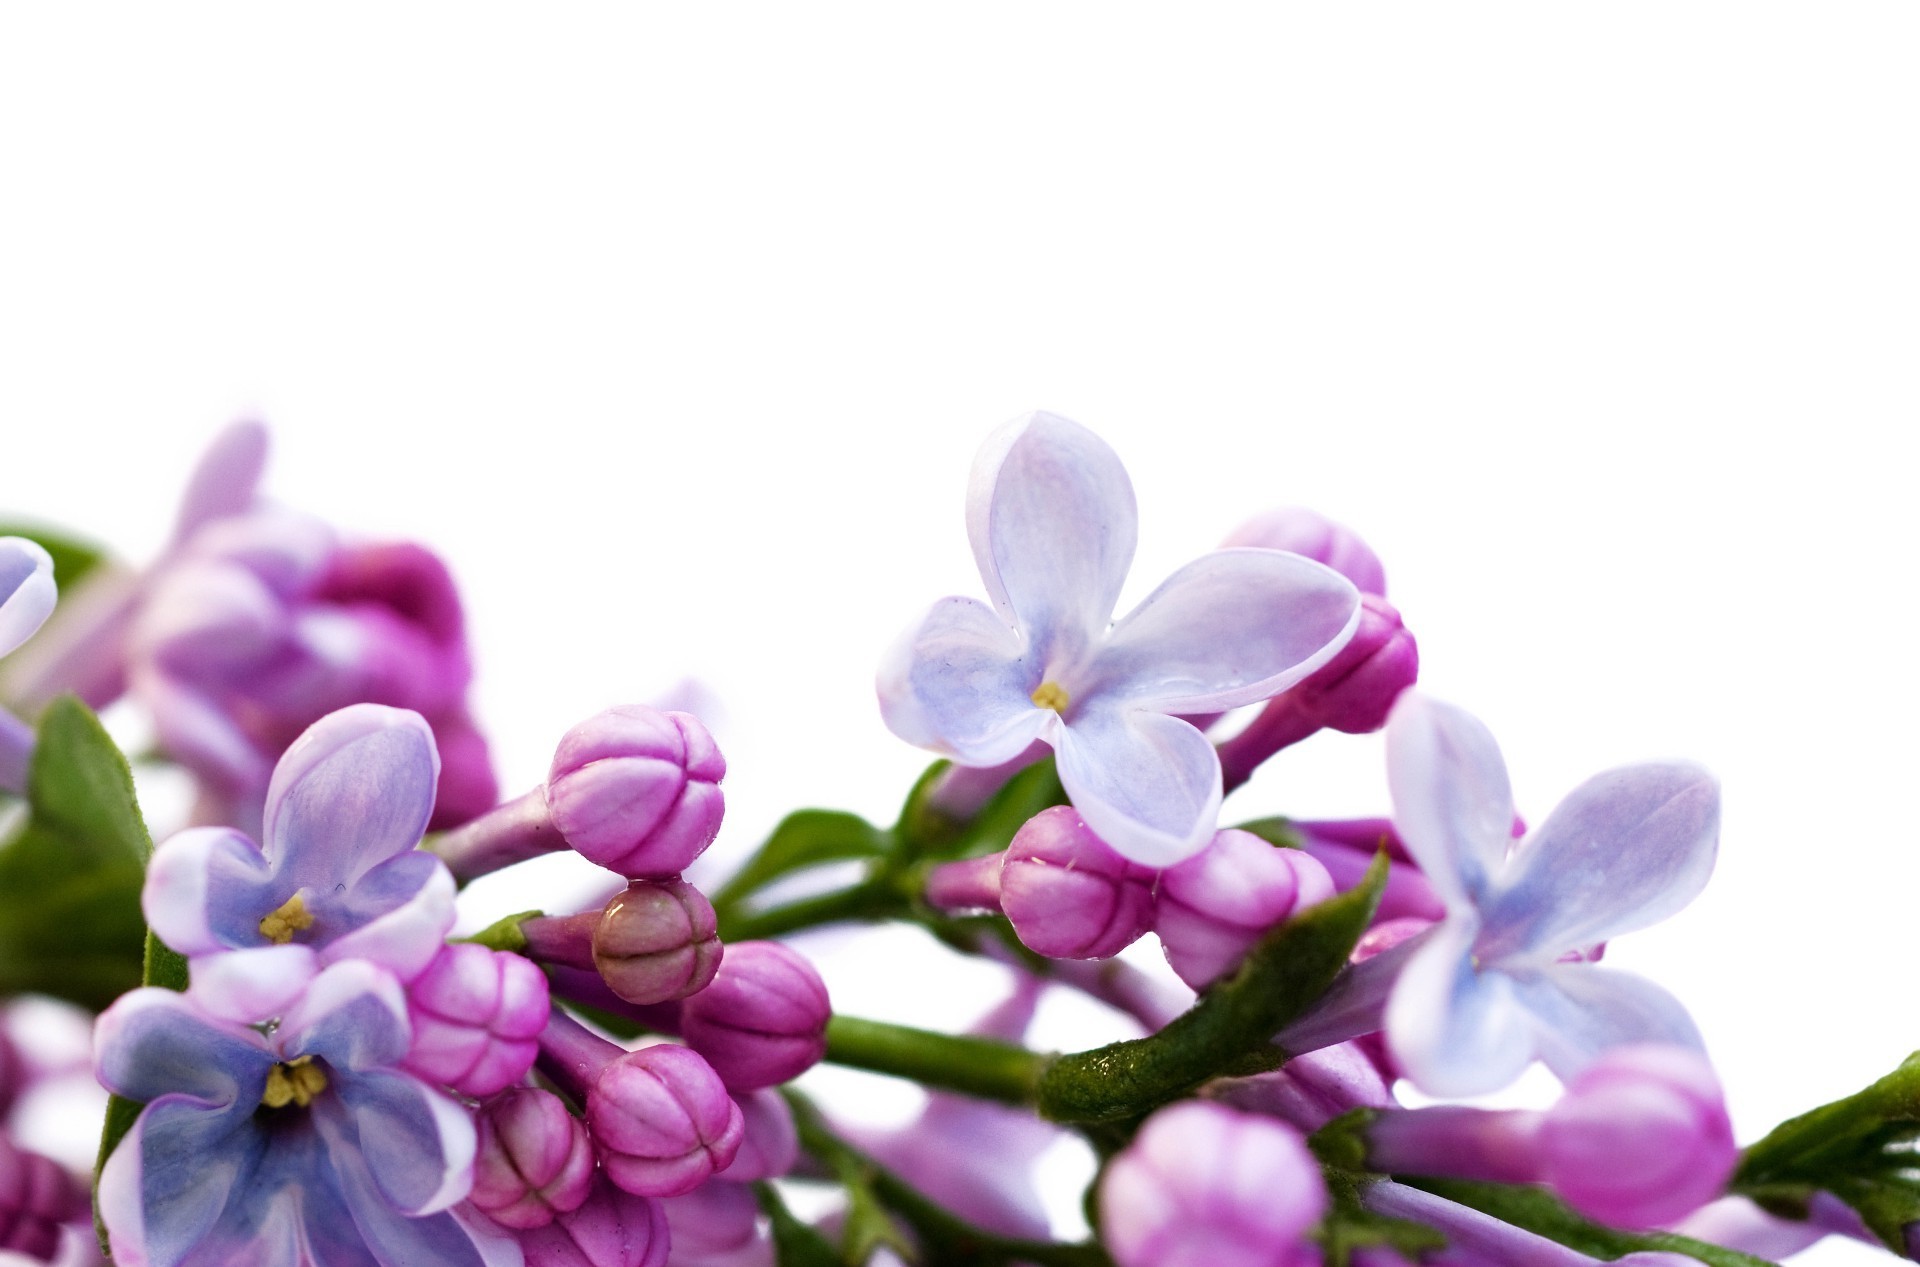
[1731,1049,1920,1253]
[0,696,151,1008]
[1406,1178,1781,1267]
[0,520,112,591]
[1229,816,1307,849]
[756,1182,846,1267]
[894,756,1067,863]
[1035,852,1388,1124]
[711,809,893,911]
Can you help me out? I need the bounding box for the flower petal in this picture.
[278,961,412,1074]
[1384,918,1535,1097]
[188,945,320,1024]
[0,537,57,659]
[94,987,272,1106]
[171,420,269,546]
[143,827,280,957]
[877,595,1054,765]
[1052,706,1221,866]
[1383,694,1515,910]
[320,1070,476,1216]
[1479,762,1720,961]
[263,705,440,890]
[316,853,458,982]
[328,1139,496,1267]
[137,671,273,797]
[966,412,1136,662]
[96,1094,270,1267]
[1510,964,1706,1083]
[1091,548,1360,712]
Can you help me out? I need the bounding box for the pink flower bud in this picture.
[679,941,830,1092]
[660,1181,763,1262]
[470,1088,596,1230]
[1286,594,1417,735]
[517,1173,670,1267]
[1101,1101,1327,1267]
[594,880,724,1005]
[1537,1045,1738,1227]
[1000,806,1156,960]
[1157,830,1336,989]
[0,1136,82,1263]
[547,705,727,878]
[588,1044,745,1197]
[724,1089,799,1182]
[402,943,550,1097]
[1222,507,1388,597]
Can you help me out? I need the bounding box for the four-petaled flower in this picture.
[878,412,1361,865]
[1382,692,1721,1097]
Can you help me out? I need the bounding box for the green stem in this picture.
[824,1015,1051,1106]
[457,909,540,954]
[717,880,904,942]
[785,1090,1112,1267]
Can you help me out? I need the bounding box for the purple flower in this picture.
[999,806,1157,960]
[0,1134,83,1263]
[1381,693,1720,1096]
[515,1173,669,1267]
[143,704,457,986]
[93,959,493,1267]
[1221,507,1388,597]
[879,412,1360,866]
[469,1088,595,1230]
[1100,1100,1327,1267]
[0,537,57,794]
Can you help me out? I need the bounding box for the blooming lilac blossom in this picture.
[1381,693,1720,1096]
[93,959,494,1267]
[678,941,830,1092]
[879,412,1361,866]
[402,942,550,1098]
[1100,1100,1326,1267]
[999,806,1158,960]
[142,704,458,986]
[1156,828,1335,989]
[469,1088,595,1230]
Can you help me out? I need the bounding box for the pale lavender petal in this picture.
[171,420,269,545]
[1479,763,1720,961]
[137,670,272,796]
[96,1095,270,1267]
[182,507,335,600]
[319,1070,475,1215]
[1383,919,1534,1097]
[1092,549,1360,712]
[277,962,412,1074]
[132,559,288,676]
[1509,965,1705,1083]
[966,411,1137,663]
[877,595,1054,765]
[1384,694,1515,909]
[188,945,319,1024]
[1220,507,1389,597]
[93,988,273,1106]
[143,827,279,957]
[314,853,457,982]
[264,705,440,889]
[1052,706,1222,867]
[0,538,57,658]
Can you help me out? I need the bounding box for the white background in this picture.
[4,7,1918,1264]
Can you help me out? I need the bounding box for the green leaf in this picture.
[0,697,150,1009]
[711,809,892,910]
[1036,852,1389,1124]
[895,757,1068,863]
[1732,1050,1920,1252]
[1406,1179,1781,1266]
[0,520,111,590]
[757,1182,847,1267]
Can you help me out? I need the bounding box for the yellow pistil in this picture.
[261,1057,327,1109]
[1030,681,1071,714]
[259,894,314,945]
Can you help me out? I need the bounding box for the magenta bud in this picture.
[660,1181,763,1261]
[588,1043,745,1197]
[724,1088,799,1181]
[593,880,724,1004]
[470,1088,596,1230]
[547,705,727,878]
[1001,806,1157,960]
[1222,507,1388,597]
[1537,1044,1738,1227]
[0,1136,82,1263]
[1289,594,1417,734]
[518,1173,670,1267]
[679,941,830,1091]
[1156,830,1337,989]
[402,943,550,1098]
[1101,1102,1327,1267]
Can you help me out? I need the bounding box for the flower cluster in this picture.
[0,412,1907,1266]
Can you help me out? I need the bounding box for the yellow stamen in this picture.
[1030,681,1070,714]
[259,894,314,945]
[261,1057,327,1109]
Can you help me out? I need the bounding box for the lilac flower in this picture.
[1381,693,1720,1096]
[879,412,1360,866]
[469,1088,595,1230]
[93,959,496,1267]
[0,537,57,794]
[143,704,457,986]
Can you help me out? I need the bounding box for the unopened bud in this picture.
[588,1044,745,1197]
[593,880,724,1005]
[679,941,830,1091]
[724,1088,799,1181]
[1000,806,1155,960]
[1156,830,1336,989]
[402,943,549,1098]
[470,1088,596,1230]
[517,1173,669,1267]
[1221,507,1387,597]
[547,705,726,878]
[0,1136,82,1263]
[1287,594,1417,734]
